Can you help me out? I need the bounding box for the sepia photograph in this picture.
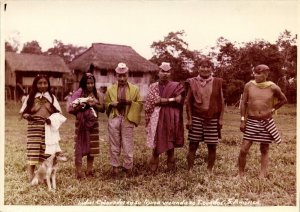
[0,0,298,211]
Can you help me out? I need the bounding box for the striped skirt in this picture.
[27,117,49,165]
[244,117,281,144]
[75,120,100,157]
[188,116,219,144]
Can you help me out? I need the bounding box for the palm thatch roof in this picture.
[5,52,70,73]
[69,43,159,72]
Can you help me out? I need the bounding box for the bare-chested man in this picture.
[238,64,287,178]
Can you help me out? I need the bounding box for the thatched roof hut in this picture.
[5,52,70,74]
[5,52,70,101]
[69,43,159,73]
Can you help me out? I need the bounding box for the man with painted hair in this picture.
[105,62,143,176]
[238,64,287,178]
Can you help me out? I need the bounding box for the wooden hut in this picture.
[68,43,159,97]
[5,52,70,101]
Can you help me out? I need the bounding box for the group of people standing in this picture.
[20,60,287,183]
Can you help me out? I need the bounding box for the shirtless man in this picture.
[238,64,287,178]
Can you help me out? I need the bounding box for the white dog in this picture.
[31,153,66,191]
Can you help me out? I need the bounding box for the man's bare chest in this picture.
[248,85,274,101]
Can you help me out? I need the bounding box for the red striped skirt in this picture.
[74,120,100,157]
[27,117,49,165]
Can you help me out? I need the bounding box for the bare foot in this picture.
[207,169,213,177]
[238,172,246,180]
[258,172,267,179]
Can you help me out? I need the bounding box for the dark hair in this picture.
[79,72,99,100]
[254,64,270,72]
[199,59,213,68]
[22,75,56,115]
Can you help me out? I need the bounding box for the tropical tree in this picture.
[20,40,43,54]
[214,38,285,105]
[5,41,18,52]
[45,39,87,63]
[276,30,297,78]
[150,30,204,82]
[5,30,21,52]
[276,30,297,103]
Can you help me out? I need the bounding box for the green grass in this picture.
[4,101,296,206]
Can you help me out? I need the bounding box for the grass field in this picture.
[4,101,297,206]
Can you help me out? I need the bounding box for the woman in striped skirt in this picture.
[20,75,62,182]
[68,71,105,180]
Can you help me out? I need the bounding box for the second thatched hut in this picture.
[68,43,159,97]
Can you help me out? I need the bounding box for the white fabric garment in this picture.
[19,92,62,113]
[44,113,67,154]
[146,107,161,149]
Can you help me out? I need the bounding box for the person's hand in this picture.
[80,102,87,109]
[87,97,97,106]
[154,98,168,106]
[125,100,132,105]
[174,96,181,103]
[218,119,223,129]
[160,98,168,104]
[45,118,51,125]
[186,120,192,130]
[110,102,119,107]
[154,99,161,106]
[23,113,33,121]
[118,99,132,106]
[240,121,246,132]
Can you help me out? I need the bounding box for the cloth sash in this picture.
[44,113,66,154]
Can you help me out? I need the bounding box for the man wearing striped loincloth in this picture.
[185,59,225,174]
[239,64,287,179]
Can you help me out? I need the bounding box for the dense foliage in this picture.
[150,30,297,104]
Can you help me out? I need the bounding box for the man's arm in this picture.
[134,87,144,106]
[92,91,105,113]
[218,88,225,126]
[240,83,249,132]
[185,86,193,129]
[105,90,116,117]
[272,85,288,111]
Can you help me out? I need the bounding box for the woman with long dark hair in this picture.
[68,72,105,180]
[20,75,63,182]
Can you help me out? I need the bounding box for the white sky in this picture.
[1,0,299,59]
